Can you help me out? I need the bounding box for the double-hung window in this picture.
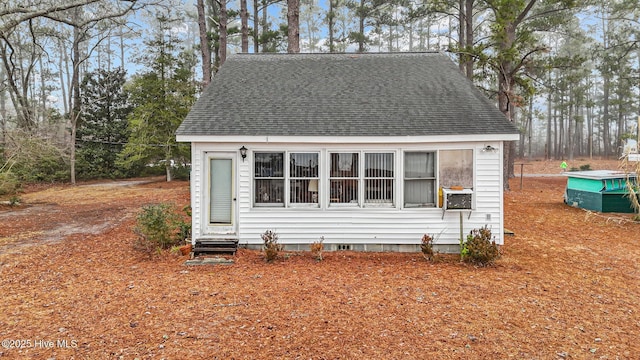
[404,152,436,207]
[254,152,284,206]
[329,153,359,205]
[289,152,319,206]
[364,153,394,206]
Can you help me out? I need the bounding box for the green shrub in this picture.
[0,168,20,196]
[461,226,500,266]
[580,164,591,171]
[9,196,21,206]
[177,205,192,241]
[11,144,68,183]
[134,203,185,253]
[172,164,191,181]
[261,230,282,262]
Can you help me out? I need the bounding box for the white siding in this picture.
[191,141,505,249]
[190,144,203,241]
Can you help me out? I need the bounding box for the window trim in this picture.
[252,151,321,208]
[403,151,437,208]
[363,152,395,208]
[288,152,320,208]
[253,151,285,207]
[248,148,476,211]
[328,151,396,208]
[328,152,360,207]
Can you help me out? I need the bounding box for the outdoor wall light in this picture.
[239,146,248,162]
[482,145,498,152]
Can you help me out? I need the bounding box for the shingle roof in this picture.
[176,52,519,137]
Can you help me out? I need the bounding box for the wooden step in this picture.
[193,238,239,255]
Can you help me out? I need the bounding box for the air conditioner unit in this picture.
[442,188,473,211]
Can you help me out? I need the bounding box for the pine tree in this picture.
[117,15,195,182]
[77,68,131,179]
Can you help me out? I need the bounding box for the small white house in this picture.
[176,52,520,253]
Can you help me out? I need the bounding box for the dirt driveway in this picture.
[1,169,639,359]
[0,178,181,255]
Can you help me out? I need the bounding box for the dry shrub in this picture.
[310,236,324,261]
[420,234,435,261]
[261,230,282,262]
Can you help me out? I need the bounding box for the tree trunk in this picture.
[567,86,574,160]
[105,34,112,72]
[287,0,300,53]
[207,0,220,70]
[586,79,592,158]
[558,88,564,159]
[38,55,46,125]
[253,0,259,53]
[219,0,227,65]
[58,36,69,115]
[196,0,211,85]
[465,0,473,79]
[491,0,540,189]
[576,102,583,156]
[328,0,335,52]
[616,90,624,158]
[241,0,249,53]
[261,3,268,52]
[418,18,425,50]
[0,44,35,131]
[546,68,552,160]
[69,18,82,185]
[408,18,413,51]
[0,68,6,145]
[602,74,610,157]
[458,0,465,73]
[358,0,365,53]
[519,108,526,158]
[528,96,533,160]
[119,25,125,68]
[166,164,172,182]
[497,27,517,187]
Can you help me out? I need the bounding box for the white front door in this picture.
[205,153,236,235]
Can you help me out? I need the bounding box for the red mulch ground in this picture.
[0,160,638,359]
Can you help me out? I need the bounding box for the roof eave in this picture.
[176,133,521,144]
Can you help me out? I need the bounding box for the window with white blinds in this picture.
[250,149,472,209]
[328,152,395,207]
[210,159,232,223]
[404,152,436,207]
[290,152,319,205]
[329,153,359,205]
[364,153,394,205]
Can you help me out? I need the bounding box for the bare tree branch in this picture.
[0,0,102,35]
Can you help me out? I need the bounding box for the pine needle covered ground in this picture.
[1,160,638,359]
